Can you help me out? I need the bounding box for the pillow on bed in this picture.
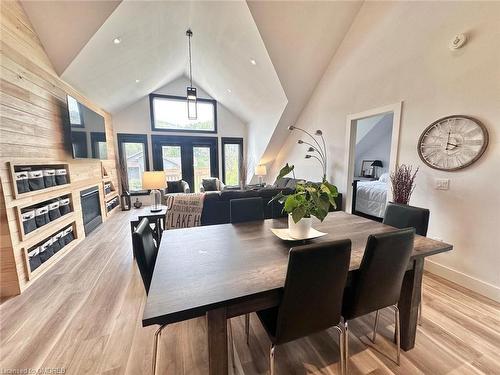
[379,173,389,183]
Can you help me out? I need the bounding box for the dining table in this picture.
[142,211,453,375]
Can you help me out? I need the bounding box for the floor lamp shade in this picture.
[142,171,165,212]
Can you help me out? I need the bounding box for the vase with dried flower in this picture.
[118,155,131,211]
[390,164,419,204]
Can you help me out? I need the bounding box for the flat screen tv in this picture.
[67,95,108,159]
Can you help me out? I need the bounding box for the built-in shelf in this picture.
[17,211,75,245]
[105,191,118,201]
[23,228,79,282]
[9,161,71,201]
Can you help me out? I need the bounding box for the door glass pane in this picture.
[193,146,211,192]
[123,142,146,192]
[162,146,183,181]
[224,143,241,186]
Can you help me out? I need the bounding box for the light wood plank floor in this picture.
[1,210,499,374]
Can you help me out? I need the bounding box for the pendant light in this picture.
[186,29,197,120]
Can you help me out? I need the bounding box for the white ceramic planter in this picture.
[288,214,312,239]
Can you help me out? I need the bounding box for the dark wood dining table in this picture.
[142,211,453,374]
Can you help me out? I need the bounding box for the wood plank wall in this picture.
[0,0,118,297]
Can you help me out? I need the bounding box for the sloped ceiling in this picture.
[21,0,362,173]
[20,0,121,75]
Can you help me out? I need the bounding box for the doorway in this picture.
[344,102,402,220]
[152,135,219,193]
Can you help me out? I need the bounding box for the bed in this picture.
[354,173,389,219]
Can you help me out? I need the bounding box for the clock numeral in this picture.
[463,139,482,146]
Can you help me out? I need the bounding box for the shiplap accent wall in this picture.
[0,0,117,296]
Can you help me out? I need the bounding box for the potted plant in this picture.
[390,164,419,204]
[269,164,338,238]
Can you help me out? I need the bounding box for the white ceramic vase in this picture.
[288,214,312,239]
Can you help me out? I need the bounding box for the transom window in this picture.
[149,94,217,133]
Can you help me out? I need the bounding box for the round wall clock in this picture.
[417,115,488,171]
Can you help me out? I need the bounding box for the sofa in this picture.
[200,178,342,226]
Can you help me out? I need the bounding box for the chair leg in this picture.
[343,320,349,375]
[372,310,380,343]
[228,319,236,370]
[152,324,167,375]
[245,313,250,345]
[394,305,401,365]
[332,325,345,375]
[269,344,276,375]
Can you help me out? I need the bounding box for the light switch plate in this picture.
[435,178,450,190]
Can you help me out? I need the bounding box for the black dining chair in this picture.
[247,240,352,375]
[132,218,163,375]
[342,228,414,369]
[383,202,430,324]
[230,197,264,223]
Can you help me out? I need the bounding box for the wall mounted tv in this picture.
[67,95,107,159]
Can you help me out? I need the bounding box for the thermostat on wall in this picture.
[449,33,467,50]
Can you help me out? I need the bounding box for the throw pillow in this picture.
[167,180,183,193]
[202,178,218,192]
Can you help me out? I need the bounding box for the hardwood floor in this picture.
[1,210,499,374]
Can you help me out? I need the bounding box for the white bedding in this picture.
[355,180,388,218]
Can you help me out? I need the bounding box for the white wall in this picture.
[112,76,247,182]
[271,1,500,301]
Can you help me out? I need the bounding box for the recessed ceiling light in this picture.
[227,88,232,93]
[250,59,257,65]
[135,79,140,83]
[113,37,121,45]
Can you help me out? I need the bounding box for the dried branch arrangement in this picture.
[390,164,419,204]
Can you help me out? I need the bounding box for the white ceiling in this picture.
[21,0,362,170]
[20,0,121,75]
[247,0,363,166]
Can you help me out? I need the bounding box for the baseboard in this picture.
[425,259,500,303]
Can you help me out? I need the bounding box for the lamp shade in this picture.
[255,165,267,176]
[142,171,166,190]
[371,160,383,167]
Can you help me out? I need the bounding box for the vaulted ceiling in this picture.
[20,0,362,172]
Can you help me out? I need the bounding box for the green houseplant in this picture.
[269,164,338,238]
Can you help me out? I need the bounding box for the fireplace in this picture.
[80,186,102,235]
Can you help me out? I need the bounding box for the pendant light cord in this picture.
[187,29,193,87]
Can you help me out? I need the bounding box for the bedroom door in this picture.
[344,103,402,220]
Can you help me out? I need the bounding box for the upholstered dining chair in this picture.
[342,228,414,370]
[383,202,430,324]
[132,218,163,375]
[230,197,264,223]
[247,240,352,375]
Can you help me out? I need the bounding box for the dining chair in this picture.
[383,202,430,324]
[132,218,163,375]
[246,240,352,375]
[341,228,414,369]
[230,197,264,223]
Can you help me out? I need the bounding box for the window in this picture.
[149,94,217,133]
[117,134,149,194]
[222,138,243,186]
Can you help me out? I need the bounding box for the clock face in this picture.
[417,116,488,171]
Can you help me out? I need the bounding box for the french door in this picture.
[152,135,218,193]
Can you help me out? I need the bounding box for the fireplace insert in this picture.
[80,186,102,235]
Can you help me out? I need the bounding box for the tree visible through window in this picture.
[222,138,243,186]
[123,142,146,191]
[150,95,216,132]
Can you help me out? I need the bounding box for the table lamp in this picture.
[371,160,383,178]
[142,171,165,212]
[255,164,267,186]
